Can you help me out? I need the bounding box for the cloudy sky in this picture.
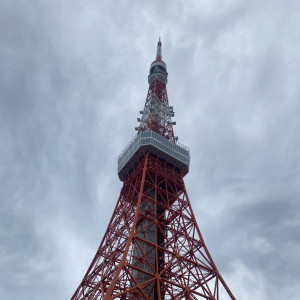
[1,0,300,299]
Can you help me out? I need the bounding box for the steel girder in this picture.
[71,153,235,300]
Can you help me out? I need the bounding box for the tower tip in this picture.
[156,37,162,60]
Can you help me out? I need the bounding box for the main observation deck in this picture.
[118,130,190,181]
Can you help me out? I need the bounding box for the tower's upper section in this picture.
[138,39,174,141]
[148,38,168,85]
[118,39,190,181]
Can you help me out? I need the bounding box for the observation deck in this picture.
[118,130,190,181]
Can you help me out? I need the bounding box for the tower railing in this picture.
[118,130,190,181]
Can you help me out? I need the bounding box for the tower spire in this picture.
[156,37,162,60]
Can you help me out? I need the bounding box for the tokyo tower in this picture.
[71,39,235,300]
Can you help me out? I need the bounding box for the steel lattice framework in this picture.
[71,39,235,300]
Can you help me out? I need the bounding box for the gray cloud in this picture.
[0,0,300,299]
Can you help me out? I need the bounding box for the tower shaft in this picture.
[71,40,235,300]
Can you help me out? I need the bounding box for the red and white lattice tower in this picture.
[71,39,235,300]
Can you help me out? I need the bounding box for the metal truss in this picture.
[71,153,235,300]
[137,79,176,143]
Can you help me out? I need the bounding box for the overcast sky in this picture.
[1,0,300,299]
